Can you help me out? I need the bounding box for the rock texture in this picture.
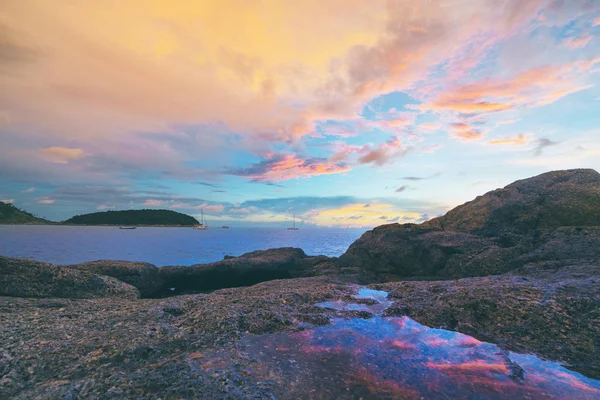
[379,263,600,377]
[1,265,598,399]
[65,260,164,298]
[157,248,338,296]
[432,168,600,235]
[339,169,600,280]
[0,256,139,299]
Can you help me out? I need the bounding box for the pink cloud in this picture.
[449,122,484,141]
[358,136,408,166]
[37,199,55,204]
[229,206,258,214]
[200,204,225,213]
[144,199,163,207]
[330,136,409,166]
[0,199,15,204]
[232,154,350,182]
[418,59,600,116]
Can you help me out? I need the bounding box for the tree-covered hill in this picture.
[0,202,51,224]
[63,209,199,226]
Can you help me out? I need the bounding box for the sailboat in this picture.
[287,213,299,230]
[194,208,209,230]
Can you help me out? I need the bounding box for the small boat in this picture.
[221,226,229,229]
[194,208,209,230]
[119,226,136,230]
[287,214,299,230]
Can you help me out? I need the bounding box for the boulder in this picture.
[157,247,333,295]
[0,256,139,299]
[65,260,163,297]
[433,168,600,235]
[339,169,600,280]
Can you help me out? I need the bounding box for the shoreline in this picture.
[0,223,197,227]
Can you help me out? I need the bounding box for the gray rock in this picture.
[339,169,600,280]
[65,260,163,297]
[0,256,139,299]
[157,247,334,295]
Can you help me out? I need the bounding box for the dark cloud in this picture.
[533,138,558,156]
[395,185,408,193]
[347,215,363,220]
[212,190,227,193]
[194,181,220,187]
[400,172,442,181]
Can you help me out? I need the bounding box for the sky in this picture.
[1,0,600,227]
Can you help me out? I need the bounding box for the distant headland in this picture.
[0,202,51,225]
[0,204,199,227]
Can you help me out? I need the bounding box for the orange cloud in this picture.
[449,122,484,141]
[37,199,55,204]
[39,147,87,164]
[488,133,531,145]
[306,202,423,227]
[563,35,593,49]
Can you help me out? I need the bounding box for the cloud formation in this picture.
[1,1,599,226]
[230,154,350,182]
[39,147,87,164]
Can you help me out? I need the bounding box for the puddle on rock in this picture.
[315,287,393,315]
[238,287,600,400]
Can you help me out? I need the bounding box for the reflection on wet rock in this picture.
[238,289,600,400]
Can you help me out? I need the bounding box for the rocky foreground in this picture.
[1,169,600,399]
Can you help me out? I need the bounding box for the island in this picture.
[63,209,200,226]
[0,202,51,224]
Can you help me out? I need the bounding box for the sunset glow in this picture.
[2,0,600,226]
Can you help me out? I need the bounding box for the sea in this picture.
[0,225,366,266]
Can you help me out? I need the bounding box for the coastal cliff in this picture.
[1,169,599,398]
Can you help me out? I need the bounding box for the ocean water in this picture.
[0,225,365,266]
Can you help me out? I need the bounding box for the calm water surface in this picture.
[230,288,600,399]
[0,225,365,266]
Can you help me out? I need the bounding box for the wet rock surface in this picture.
[0,256,139,300]
[1,267,598,399]
[378,263,600,379]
